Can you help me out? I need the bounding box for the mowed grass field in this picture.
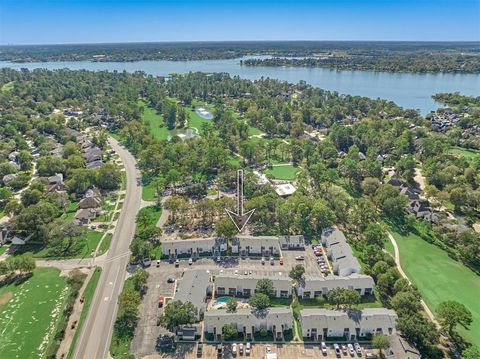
[264,164,298,180]
[387,225,480,346]
[0,268,70,358]
[449,146,480,160]
[138,100,170,141]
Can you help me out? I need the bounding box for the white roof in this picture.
[274,183,296,196]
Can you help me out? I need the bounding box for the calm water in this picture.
[1,58,479,113]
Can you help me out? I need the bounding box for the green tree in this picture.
[343,289,361,308]
[132,269,149,292]
[222,324,238,340]
[437,300,472,337]
[160,300,198,330]
[289,264,305,282]
[215,217,237,239]
[372,334,390,358]
[327,288,346,309]
[96,163,122,190]
[226,298,238,313]
[255,279,275,298]
[248,293,270,310]
[462,346,480,359]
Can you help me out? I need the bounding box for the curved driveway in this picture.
[73,137,141,359]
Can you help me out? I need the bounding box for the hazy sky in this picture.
[0,0,479,45]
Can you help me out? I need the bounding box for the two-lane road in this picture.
[73,137,142,359]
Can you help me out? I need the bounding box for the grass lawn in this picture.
[186,108,212,131]
[247,125,262,136]
[1,81,14,93]
[27,231,104,259]
[0,268,70,359]
[137,205,162,229]
[67,267,102,359]
[449,146,480,160]
[386,224,480,347]
[97,233,113,256]
[142,180,157,201]
[0,244,10,255]
[63,201,79,221]
[138,100,170,141]
[264,164,298,180]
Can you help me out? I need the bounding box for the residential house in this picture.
[388,178,434,222]
[296,274,375,299]
[161,237,227,259]
[321,228,361,276]
[215,271,292,298]
[173,269,212,320]
[231,236,280,257]
[204,308,293,341]
[279,235,305,250]
[2,173,17,184]
[74,208,98,225]
[47,173,68,192]
[78,188,102,209]
[300,308,397,341]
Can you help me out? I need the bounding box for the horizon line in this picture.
[1,39,479,47]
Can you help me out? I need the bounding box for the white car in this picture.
[333,344,341,357]
[188,258,193,265]
[239,343,244,355]
[295,255,305,260]
[232,343,237,356]
[245,342,251,355]
[261,257,266,265]
[321,342,328,355]
[354,342,362,355]
[266,345,272,353]
[348,343,355,356]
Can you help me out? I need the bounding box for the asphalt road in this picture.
[73,137,141,359]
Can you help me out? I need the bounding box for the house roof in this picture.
[279,235,305,247]
[322,228,361,274]
[274,183,297,197]
[205,307,292,319]
[233,235,280,248]
[300,308,397,328]
[86,159,104,169]
[174,269,211,312]
[75,208,97,220]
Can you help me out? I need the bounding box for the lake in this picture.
[1,58,479,113]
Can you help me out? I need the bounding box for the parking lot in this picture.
[133,244,333,357]
[142,342,375,359]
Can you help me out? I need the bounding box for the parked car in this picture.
[334,344,341,357]
[175,259,179,267]
[217,344,223,358]
[188,258,193,265]
[239,343,244,355]
[279,257,284,265]
[245,342,251,355]
[142,257,151,267]
[321,342,328,355]
[158,296,164,307]
[348,343,355,356]
[354,342,362,355]
[261,257,266,265]
[365,353,378,359]
[341,344,347,355]
[196,343,203,357]
[167,277,175,283]
[270,257,274,265]
[216,256,221,263]
[232,343,238,356]
[156,259,160,267]
[295,255,305,260]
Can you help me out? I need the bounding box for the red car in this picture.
[158,296,164,307]
[279,257,284,265]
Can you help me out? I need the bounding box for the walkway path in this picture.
[385,229,440,328]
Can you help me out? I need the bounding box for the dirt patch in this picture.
[0,292,13,305]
